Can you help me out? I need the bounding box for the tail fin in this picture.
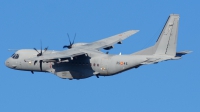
[132,14,180,56]
[154,14,179,56]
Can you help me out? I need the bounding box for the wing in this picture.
[25,30,138,61]
[81,30,139,50]
[25,49,86,62]
[25,48,104,62]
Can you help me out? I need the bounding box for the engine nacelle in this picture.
[103,46,114,50]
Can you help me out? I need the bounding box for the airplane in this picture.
[5,14,191,80]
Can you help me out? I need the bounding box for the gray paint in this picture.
[5,14,191,80]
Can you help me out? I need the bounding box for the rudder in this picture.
[154,14,180,56]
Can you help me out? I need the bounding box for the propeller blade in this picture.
[34,41,48,56]
[63,45,67,48]
[44,47,48,52]
[72,33,76,44]
[33,48,40,54]
[67,33,72,45]
[63,45,71,49]
[63,33,76,49]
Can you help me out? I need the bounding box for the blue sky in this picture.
[0,0,199,112]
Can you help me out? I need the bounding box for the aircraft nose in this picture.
[5,59,11,68]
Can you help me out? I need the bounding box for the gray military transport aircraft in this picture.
[5,14,191,80]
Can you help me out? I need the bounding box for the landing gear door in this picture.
[101,58,108,75]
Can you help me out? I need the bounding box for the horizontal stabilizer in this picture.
[176,50,192,57]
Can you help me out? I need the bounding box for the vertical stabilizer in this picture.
[154,14,179,56]
[132,14,180,56]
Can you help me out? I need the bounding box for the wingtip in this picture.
[186,50,193,53]
[135,30,140,32]
[170,14,179,16]
[131,30,140,34]
[131,30,139,32]
[128,30,139,34]
[181,50,193,54]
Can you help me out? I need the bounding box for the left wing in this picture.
[81,30,139,50]
[25,48,104,62]
[25,49,86,62]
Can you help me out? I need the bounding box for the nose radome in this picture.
[5,59,10,68]
[5,60,8,67]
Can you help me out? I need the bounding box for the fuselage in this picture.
[5,49,147,79]
[5,14,190,80]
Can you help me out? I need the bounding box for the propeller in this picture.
[33,41,48,57]
[63,33,76,49]
[33,41,48,71]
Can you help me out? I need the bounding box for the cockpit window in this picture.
[15,54,19,59]
[11,54,19,59]
[11,53,15,57]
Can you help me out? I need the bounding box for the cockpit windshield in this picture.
[11,53,19,59]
